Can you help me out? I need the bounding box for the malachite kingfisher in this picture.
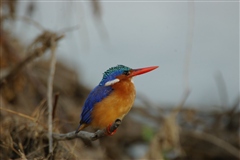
[75,65,158,135]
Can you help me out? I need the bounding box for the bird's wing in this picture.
[80,85,113,124]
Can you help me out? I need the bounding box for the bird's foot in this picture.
[106,123,117,136]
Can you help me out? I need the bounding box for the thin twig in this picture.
[214,71,229,108]
[52,92,60,120]
[1,15,45,31]
[52,119,121,141]
[0,107,34,121]
[17,16,45,31]
[172,89,190,116]
[18,143,27,160]
[0,107,46,129]
[58,25,80,34]
[47,36,57,153]
[0,32,64,88]
[31,98,47,117]
[172,2,194,115]
[184,2,195,91]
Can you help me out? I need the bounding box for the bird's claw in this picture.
[106,124,117,136]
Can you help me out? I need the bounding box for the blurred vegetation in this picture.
[0,1,239,160]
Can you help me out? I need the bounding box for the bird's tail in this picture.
[75,123,87,134]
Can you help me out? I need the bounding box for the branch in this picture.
[1,15,45,31]
[52,119,121,141]
[52,93,60,120]
[0,107,34,121]
[0,32,64,88]
[0,107,47,129]
[47,36,57,153]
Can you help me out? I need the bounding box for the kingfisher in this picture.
[75,65,158,135]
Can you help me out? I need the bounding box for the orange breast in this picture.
[90,79,136,129]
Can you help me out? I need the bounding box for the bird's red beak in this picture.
[129,66,159,77]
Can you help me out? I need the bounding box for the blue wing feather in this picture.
[80,85,113,124]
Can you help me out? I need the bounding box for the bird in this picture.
[75,64,158,135]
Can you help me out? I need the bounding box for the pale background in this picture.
[12,1,239,109]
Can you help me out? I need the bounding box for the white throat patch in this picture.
[131,78,134,84]
[104,78,120,86]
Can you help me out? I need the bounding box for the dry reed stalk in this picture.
[47,36,57,153]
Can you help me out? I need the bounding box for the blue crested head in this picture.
[99,65,132,86]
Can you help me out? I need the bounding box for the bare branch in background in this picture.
[47,36,57,153]
[91,0,102,19]
[184,2,195,91]
[172,89,190,116]
[0,107,33,120]
[1,15,45,31]
[16,16,45,31]
[52,92,60,120]
[58,25,80,34]
[0,32,64,88]
[0,107,47,129]
[214,71,229,108]
[169,1,194,116]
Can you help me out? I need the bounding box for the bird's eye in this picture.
[123,70,130,76]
